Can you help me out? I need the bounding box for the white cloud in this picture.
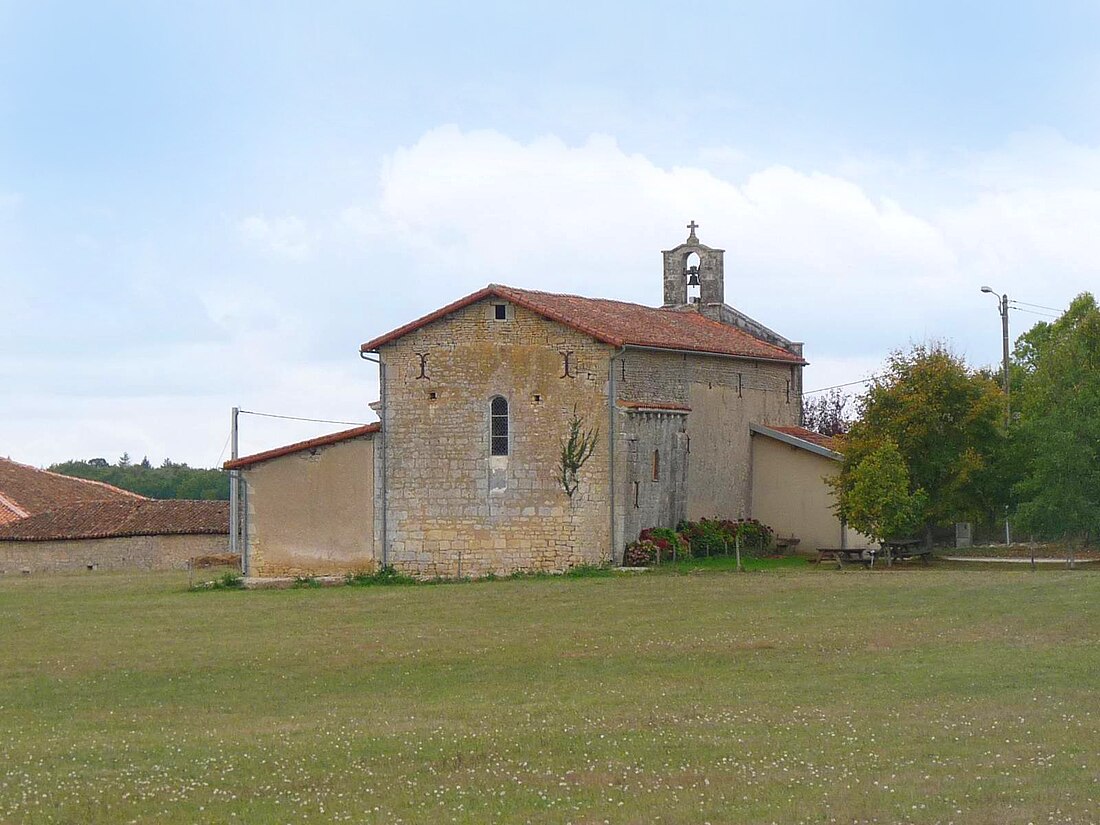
[10,126,1100,467]
[362,126,958,316]
[355,125,1098,373]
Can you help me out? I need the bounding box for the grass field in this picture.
[1,564,1097,824]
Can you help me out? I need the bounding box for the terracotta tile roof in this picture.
[0,499,229,542]
[360,284,805,364]
[618,401,692,412]
[0,457,145,523]
[224,423,380,471]
[769,425,841,452]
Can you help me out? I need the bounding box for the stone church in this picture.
[227,224,861,578]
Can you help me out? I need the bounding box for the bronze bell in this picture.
[686,266,700,287]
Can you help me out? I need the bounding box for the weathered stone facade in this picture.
[0,533,227,575]
[378,300,614,577]
[615,347,799,532]
[619,407,690,548]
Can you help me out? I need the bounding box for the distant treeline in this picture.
[49,453,229,500]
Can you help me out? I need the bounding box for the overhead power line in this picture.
[1012,307,1060,319]
[1011,299,1064,314]
[802,377,876,395]
[237,409,370,427]
[213,430,231,468]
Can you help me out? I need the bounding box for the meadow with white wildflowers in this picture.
[1,567,1097,823]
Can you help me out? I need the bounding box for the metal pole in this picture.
[1000,296,1011,545]
[1000,293,1011,427]
[229,407,241,574]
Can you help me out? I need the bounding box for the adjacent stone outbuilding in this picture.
[0,499,229,574]
[225,424,379,578]
[749,424,869,553]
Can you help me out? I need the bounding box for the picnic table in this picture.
[816,539,936,569]
[815,547,877,568]
[880,538,934,566]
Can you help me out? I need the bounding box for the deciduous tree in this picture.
[1012,293,1100,541]
[832,343,1004,541]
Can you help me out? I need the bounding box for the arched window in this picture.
[490,396,509,456]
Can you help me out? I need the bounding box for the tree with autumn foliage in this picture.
[830,343,1005,543]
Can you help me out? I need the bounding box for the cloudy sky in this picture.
[3,1,1098,467]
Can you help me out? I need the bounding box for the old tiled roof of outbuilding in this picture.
[769,425,840,452]
[224,423,380,471]
[0,457,145,525]
[0,499,229,542]
[750,424,843,460]
[360,284,806,364]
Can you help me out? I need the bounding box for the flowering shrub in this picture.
[639,527,691,561]
[677,518,774,558]
[624,520,773,566]
[623,539,661,567]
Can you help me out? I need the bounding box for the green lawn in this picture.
[1,566,1097,824]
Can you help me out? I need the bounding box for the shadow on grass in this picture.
[649,555,809,575]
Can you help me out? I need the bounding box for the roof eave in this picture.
[624,343,807,366]
[224,423,381,471]
[749,423,842,460]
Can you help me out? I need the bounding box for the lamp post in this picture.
[980,286,1010,426]
[980,286,1012,545]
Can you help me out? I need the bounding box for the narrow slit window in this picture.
[490,396,509,456]
[633,481,640,508]
[652,449,660,481]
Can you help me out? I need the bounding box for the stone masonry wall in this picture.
[0,533,228,575]
[380,299,614,577]
[620,410,689,546]
[617,348,800,525]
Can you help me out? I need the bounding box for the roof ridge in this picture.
[361,283,805,364]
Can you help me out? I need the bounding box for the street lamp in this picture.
[981,286,1012,546]
[981,286,1010,426]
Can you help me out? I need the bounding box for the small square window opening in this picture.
[494,304,507,320]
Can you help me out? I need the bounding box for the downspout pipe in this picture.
[360,350,387,567]
[608,345,627,566]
